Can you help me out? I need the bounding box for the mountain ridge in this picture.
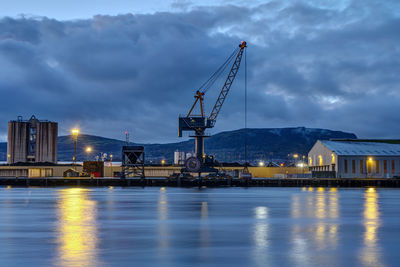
[0,127,357,162]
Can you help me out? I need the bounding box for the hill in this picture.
[0,127,357,162]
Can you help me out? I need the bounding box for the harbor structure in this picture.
[309,140,400,178]
[174,151,185,165]
[7,115,58,164]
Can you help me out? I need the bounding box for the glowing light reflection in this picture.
[290,187,339,265]
[359,188,384,266]
[56,188,98,267]
[157,188,169,250]
[252,206,269,266]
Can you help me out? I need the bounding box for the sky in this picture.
[0,0,399,143]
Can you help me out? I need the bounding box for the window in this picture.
[344,160,348,173]
[393,160,396,174]
[367,160,372,173]
[352,160,356,174]
[376,160,380,173]
[384,160,387,174]
[360,160,364,173]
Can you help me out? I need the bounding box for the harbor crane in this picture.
[178,41,247,174]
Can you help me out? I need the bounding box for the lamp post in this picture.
[71,129,79,166]
[110,154,113,177]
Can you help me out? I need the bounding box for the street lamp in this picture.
[293,154,299,168]
[258,161,265,167]
[71,128,79,165]
[85,146,92,160]
[161,159,166,166]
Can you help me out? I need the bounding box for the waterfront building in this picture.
[7,115,58,164]
[174,151,185,165]
[308,140,400,178]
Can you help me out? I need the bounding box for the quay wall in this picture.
[0,165,307,178]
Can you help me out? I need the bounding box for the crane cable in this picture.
[244,46,248,166]
[198,47,239,94]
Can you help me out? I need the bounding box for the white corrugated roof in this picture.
[321,140,400,156]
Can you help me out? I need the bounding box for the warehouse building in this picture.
[7,115,58,164]
[308,140,400,178]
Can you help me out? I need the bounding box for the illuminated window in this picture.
[331,153,335,164]
[319,155,323,166]
[376,160,380,173]
[352,160,356,174]
[309,157,312,166]
[344,160,348,173]
[367,159,372,173]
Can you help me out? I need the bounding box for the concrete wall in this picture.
[0,166,83,177]
[7,119,58,164]
[0,165,307,178]
[7,121,30,164]
[36,122,58,163]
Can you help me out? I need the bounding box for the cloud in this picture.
[0,0,399,143]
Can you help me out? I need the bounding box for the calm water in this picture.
[0,186,399,267]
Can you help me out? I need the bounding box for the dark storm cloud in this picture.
[0,0,399,142]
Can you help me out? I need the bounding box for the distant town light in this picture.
[258,161,265,167]
[85,146,92,153]
[161,159,166,165]
[293,154,299,159]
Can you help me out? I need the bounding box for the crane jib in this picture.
[208,46,245,121]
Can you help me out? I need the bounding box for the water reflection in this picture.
[157,187,169,250]
[253,206,269,266]
[56,188,98,267]
[359,188,385,266]
[199,202,210,248]
[290,187,339,265]
[314,188,339,249]
[201,202,208,219]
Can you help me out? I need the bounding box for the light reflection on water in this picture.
[56,188,99,267]
[290,187,339,265]
[252,206,269,266]
[1,187,399,266]
[359,188,385,267]
[157,187,169,251]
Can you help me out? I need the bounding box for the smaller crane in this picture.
[178,41,247,174]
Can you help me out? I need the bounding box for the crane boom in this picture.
[208,41,246,121]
